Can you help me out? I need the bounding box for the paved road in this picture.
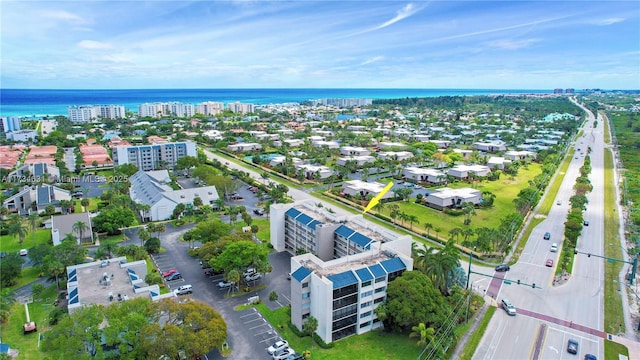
[474,100,610,359]
[143,222,292,360]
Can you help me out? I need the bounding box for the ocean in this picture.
[0,88,552,118]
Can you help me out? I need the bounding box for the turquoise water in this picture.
[244,153,282,162]
[0,88,553,117]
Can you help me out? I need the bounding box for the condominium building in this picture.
[270,201,413,343]
[138,102,195,118]
[196,101,224,116]
[68,105,125,122]
[1,116,21,132]
[113,141,197,171]
[226,102,255,114]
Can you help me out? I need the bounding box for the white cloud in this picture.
[591,18,625,26]
[38,9,90,25]
[360,56,384,65]
[374,3,421,30]
[488,39,539,50]
[77,40,113,50]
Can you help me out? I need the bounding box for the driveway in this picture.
[146,221,291,359]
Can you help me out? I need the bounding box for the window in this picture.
[362,290,373,297]
[360,301,372,308]
[302,282,309,288]
[375,276,386,283]
[360,311,371,318]
[375,286,386,293]
[302,292,310,299]
[359,321,371,328]
[302,302,311,309]
[374,297,385,304]
[362,280,372,287]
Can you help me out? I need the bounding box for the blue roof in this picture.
[369,264,386,278]
[354,268,373,282]
[69,287,79,304]
[37,186,50,205]
[285,208,301,218]
[327,270,358,289]
[350,232,373,249]
[291,266,312,282]
[335,225,355,238]
[380,257,406,273]
[285,208,323,230]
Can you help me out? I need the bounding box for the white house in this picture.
[341,180,394,199]
[472,142,507,153]
[3,184,71,214]
[51,212,94,246]
[447,165,491,179]
[312,140,340,149]
[424,187,482,210]
[487,157,512,170]
[429,140,451,148]
[378,151,413,162]
[378,141,407,149]
[129,170,220,221]
[504,150,537,161]
[295,164,333,179]
[269,156,304,168]
[272,139,304,148]
[335,156,376,167]
[452,149,473,159]
[226,143,262,152]
[339,146,371,156]
[402,167,446,184]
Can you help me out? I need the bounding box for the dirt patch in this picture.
[552,270,571,286]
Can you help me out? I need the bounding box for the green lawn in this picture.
[377,163,542,242]
[0,285,59,360]
[1,228,52,253]
[604,339,629,359]
[73,198,99,212]
[253,303,421,360]
[603,149,625,334]
[459,306,496,360]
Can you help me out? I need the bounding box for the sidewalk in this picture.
[611,335,640,360]
[449,299,491,359]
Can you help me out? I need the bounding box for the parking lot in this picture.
[151,252,187,291]
[239,307,283,355]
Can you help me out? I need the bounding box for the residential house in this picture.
[3,184,72,214]
[7,163,60,183]
[129,170,220,221]
[504,150,537,161]
[335,156,375,167]
[51,212,94,245]
[402,167,446,184]
[378,151,413,162]
[424,187,482,210]
[339,146,371,156]
[341,180,394,199]
[226,143,263,152]
[447,165,491,180]
[487,157,512,170]
[295,164,333,180]
[472,142,507,153]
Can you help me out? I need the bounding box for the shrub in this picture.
[49,307,67,326]
[312,333,334,348]
[288,321,305,337]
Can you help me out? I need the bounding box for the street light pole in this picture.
[466,250,473,290]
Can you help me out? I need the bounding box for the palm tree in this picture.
[448,227,463,243]
[27,213,40,245]
[214,198,226,212]
[260,171,270,185]
[407,214,419,230]
[411,243,437,272]
[72,220,90,244]
[461,228,475,245]
[226,269,240,293]
[410,322,435,347]
[462,202,477,225]
[423,222,433,238]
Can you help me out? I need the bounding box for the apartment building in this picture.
[68,105,125,122]
[1,116,21,132]
[113,141,197,171]
[271,201,413,343]
[138,102,195,118]
[226,102,255,114]
[196,101,224,116]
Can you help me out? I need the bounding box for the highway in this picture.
[474,101,608,359]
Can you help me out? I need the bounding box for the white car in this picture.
[267,340,289,355]
[550,243,558,252]
[19,249,28,256]
[272,347,295,360]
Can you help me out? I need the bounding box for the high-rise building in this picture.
[270,201,413,343]
[1,116,21,132]
[138,102,195,118]
[68,105,125,122]
[196,101,224,116]
[226,102,255,114]
[565,88,575,94]
[553,88,564,95]
[113,141,197,171]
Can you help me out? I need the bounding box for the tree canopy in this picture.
[210,240,269,273]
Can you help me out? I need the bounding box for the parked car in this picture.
[162,269,178,278]
[217,280,235,289]
[567,339,579,354]
[584,220,590,226]
[245,273,263,282]
[543,232,551,240]
[501,298,516,316]
[546,259,554,267]
[267,340,289,355]
[19,249,28,256]
[253,208,265,216]
[405,183,415,187]
[204,268,223,276]
[495,264,510,272]
[557,200,562,205]
[175,284,193,295]
[414,185,423,189]
[272,347,296,360]
[283,353,304,360]
[584,354,597,360]
[165,272,182,281]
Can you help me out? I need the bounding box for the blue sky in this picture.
[1,1,638,89]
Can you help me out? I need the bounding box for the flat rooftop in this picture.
[302,246,398,278]
[73,258,149,307]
